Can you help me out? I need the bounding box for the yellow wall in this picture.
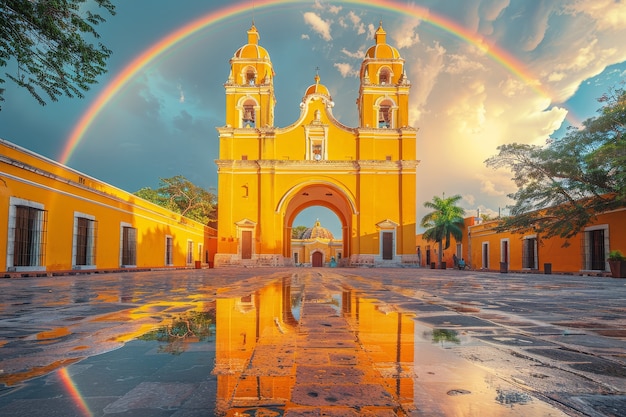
[215,24,419,267]
[0,140,216,274]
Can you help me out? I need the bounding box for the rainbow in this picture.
[58,367,93,417]
[60,0,567,164]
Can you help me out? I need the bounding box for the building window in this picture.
[242,100,256,127]
[246,69,256,85]
[522,236,537,269]
[500,239,509,265]
[73,213,97,268]
[379,68,390,84]
[482,242,489,269]
[293,252,299,264]
[165,236,173,265]
[121,224,137,267]
[583,225,608,271]
[7,198,47,270]
[187,240,193,264]
[378,103,391,128]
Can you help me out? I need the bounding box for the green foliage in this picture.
[485,86,626,239]
[0,0,115,107]
[431,329,461,345]
[137,310,215,355]
[420,194,465,266]
[134,175,216,225]
[608,250,626,261]
[291,225,308,239]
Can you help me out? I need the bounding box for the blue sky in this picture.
[2,0,625,238]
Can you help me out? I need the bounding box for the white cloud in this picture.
[392,19,421,49]
[334,63,357,78]
[367,23,376,40]
[303,12,333,41]
[463,194,476,206]
[328,5,342,14]
[340,48,365,59]
[444,54,486,74]
[177,84,185,103]
[565,0,626,30]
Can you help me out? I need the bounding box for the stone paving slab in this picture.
[0,267,624,416]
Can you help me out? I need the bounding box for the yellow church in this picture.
[214,22,419,267]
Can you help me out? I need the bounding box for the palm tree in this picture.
[420,194,465,268]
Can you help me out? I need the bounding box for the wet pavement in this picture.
[0,267,625,416]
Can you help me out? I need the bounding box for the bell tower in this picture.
[214,22,419,268]
[224,23,275,129]
[357,22,411,129]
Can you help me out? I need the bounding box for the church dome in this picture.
[365,43,400,59]
[305,74,331,98]
[234,24,270,60]
[300,220,334,240]
[364,22,401,59]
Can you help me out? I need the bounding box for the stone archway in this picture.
[281,182,354,264]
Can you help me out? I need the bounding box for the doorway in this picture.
[312,252,323,267]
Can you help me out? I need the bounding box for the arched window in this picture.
[242,99,256,128]
[245,68,256,85]
[378,100,393,128]
[379,67,391,85]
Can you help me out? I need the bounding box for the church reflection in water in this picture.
[212,276,415,414]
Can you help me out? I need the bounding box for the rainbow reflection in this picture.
[58,367,93,417]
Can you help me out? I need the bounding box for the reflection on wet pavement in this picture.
[0,268,623,416]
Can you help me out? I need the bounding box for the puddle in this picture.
[0,274,572,416]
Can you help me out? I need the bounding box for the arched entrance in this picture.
[281,182,355,265]
[312,251,323,267]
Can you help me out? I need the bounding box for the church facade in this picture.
[214,23,419,267]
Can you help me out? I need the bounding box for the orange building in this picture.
[416,208,626,275]
[0,139,216,276]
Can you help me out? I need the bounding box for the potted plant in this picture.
[607,250,626,278]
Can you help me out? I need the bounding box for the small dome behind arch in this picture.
[299,219,335,240]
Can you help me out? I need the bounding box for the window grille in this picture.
[75,217,97,266]
[122,226,137,266]
[11,205,47,267]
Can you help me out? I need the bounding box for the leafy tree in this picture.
[485,86,625,239]
[0,0,115,107]
[135,175,216,225]
[420,194,465,268]
[291,225,308,239]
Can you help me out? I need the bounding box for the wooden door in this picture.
[312,252,323,267]
[382,232,393,260]
[241,230,252,260]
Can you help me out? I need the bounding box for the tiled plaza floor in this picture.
[0,267,624,416]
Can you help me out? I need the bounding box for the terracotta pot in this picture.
[608,260,626,278]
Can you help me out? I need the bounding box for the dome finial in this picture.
[314,66,320,84]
